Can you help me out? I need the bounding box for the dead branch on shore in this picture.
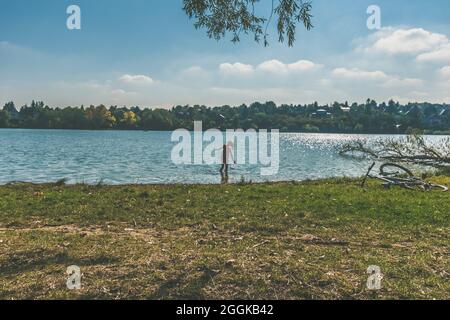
[340,134,450,168]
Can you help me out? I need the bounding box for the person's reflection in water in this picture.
[220,173,229,184]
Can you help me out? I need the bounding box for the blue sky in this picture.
[1,0,450,108]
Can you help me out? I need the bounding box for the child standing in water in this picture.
[220,141,235,177]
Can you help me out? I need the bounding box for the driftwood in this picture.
[340,135,450,169]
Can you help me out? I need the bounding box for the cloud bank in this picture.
[2,26,450,107]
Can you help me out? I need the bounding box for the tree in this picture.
[3,101,17,114]
[2,101,19,125]
[86,105,116,129]
[183,0,313,46]
[121,111,139,128]
[0,99,449,134]
[0,110,9,127]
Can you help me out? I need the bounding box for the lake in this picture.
[0,129,446,185]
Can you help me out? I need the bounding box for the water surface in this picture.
[0,129,446,184]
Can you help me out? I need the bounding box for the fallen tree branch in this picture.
[339,134,450,169]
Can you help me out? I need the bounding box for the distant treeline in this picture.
[1,99,449,134]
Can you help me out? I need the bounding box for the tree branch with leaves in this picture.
[183,0,313,46]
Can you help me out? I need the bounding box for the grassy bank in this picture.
[0,177,449,300]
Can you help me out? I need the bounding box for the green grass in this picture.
[0,177,449,300]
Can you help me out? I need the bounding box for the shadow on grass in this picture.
[0,249,120,276]
[148,266,220,300]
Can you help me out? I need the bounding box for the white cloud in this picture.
[119,74,155,85]
[332,67,388,80]
[257,59,287,73]
[288,60,319,72]
[381,77,423,89]
[0,41,31,54]
[219,62,254,76]
[439,66,450,76]
[179,66,210,80]
[257,59,319,74]
[111,89,127,96]
[5,26,450,107]
[82,81,136,98]
[332,67,422,90]
[356,27,450,64]
[109,89,137,103]
[417,43,450,62]
[183,66,206,75]
[361,27,448,55]
[176,66,212,88]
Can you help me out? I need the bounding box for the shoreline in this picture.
[1,127,450,135]
[2,173,448,187]
[0,176,389,187]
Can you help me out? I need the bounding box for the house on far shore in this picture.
[312,109,332,118]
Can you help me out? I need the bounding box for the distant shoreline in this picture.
[2,101,449,135]
[1,128,450,136]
